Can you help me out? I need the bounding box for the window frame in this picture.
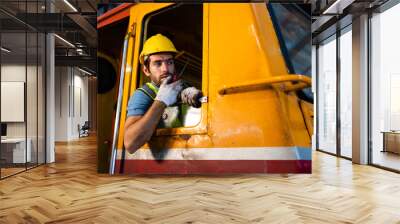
[133,3,209,136]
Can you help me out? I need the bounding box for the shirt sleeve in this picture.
[126,89,153,117]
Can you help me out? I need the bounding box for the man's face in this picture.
[143,53,175,86]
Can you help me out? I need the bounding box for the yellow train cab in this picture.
[97,3,313,174]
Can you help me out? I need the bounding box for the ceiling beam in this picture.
[67,13,97,44]
[55,55,96,72]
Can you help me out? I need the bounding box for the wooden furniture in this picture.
[382,131,400,154]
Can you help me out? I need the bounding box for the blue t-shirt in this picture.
[126,89,154,117]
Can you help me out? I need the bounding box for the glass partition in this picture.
[27,31,38,169]
[1,31,28,177]
[0,0,46,179]
[38,32,45,165]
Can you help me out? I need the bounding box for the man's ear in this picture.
[142,65,151,77]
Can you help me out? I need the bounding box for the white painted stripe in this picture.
[118,146,311,161]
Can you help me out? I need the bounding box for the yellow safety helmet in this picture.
[139,34,178,65]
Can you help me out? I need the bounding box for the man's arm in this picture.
[124,77,183,154]
[124,100,166,154]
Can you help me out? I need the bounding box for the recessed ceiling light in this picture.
[54,34,75,48]
[78,67,92,76]
[1,47,11,53]
[322,0,354,15]
[63,0,78,12]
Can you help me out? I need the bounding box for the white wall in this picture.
[73,72,89,132]
[55,66,69,141]
[1,64,26,81]
[55,67,89,141]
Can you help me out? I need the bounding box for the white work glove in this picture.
[180,87,203,108]
[155,76,183,106]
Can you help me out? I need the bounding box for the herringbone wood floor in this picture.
[1,135,400,223]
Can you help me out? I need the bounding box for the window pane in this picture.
[318,37,337,154]
[371,3,400,171]
[340,29,352,158]
[268,3,312,100]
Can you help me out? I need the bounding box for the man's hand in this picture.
[181,87,203,108]
[155,76,183,106]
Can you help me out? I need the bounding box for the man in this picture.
[124,34,202,154]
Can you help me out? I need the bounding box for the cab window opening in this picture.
[139,4,203,128]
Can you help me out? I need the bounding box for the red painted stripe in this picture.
[97,3,134,29]
[114,160,311,174]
